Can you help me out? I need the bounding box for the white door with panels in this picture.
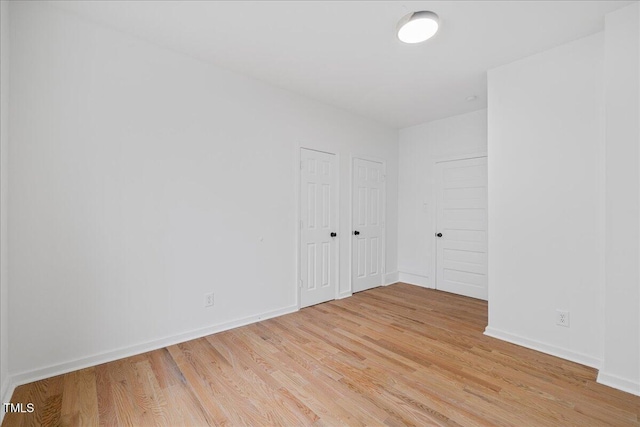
[300,148,338,308]
[352,158,384,293]
[435,157,488,300]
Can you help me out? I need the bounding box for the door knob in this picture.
[436,232,443,237]
[330,232,337,237]
[353,230,360,236]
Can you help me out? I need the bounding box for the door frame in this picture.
[295,146,341,309]
[431,152,487,291]
[349,155,387,294]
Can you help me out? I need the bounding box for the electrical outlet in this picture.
[556,310,570,327]
[205,292,214,308]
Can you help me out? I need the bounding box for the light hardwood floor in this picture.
[3,283,639,426]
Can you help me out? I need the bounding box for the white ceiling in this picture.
[52,0,632,128]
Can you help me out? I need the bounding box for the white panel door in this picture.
[300,148,338,308]
[435,157,488,300]
[352,158,384,293]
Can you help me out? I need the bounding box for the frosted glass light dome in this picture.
[397,11,439,44]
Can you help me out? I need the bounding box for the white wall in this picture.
[0,0,10,403]
[486,33,605,368]
[397,110,487,287]
[8,2,398,382]
[598,3,640,395]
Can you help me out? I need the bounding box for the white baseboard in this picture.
[1,377,9,402]
[484,326,602,369]
[597,371,640,396]
[398,271,431,288]
[337,291,352,299]
[0,378,15,423]
[8,304,298,391]
[384,271,399,286]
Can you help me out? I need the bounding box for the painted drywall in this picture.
[0,0,10,403]
[8,2,398,380]
[397,110,487,287]
[598,3,640,395]
[486,33,605,368]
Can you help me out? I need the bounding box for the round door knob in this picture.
[436,232,443,237]
[330,232,337,237]
[353,230,360,236]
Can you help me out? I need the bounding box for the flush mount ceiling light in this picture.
[397,11,439,44]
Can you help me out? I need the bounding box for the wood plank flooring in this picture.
[4,283,639,426]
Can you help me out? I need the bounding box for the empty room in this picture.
[0,0,639,425]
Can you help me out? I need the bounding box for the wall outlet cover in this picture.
[556,310,570,327]
[205,292,214,308]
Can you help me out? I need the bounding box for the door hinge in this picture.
[300,160,304,170]
[299,279,303,288]
[300,220,303,229]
